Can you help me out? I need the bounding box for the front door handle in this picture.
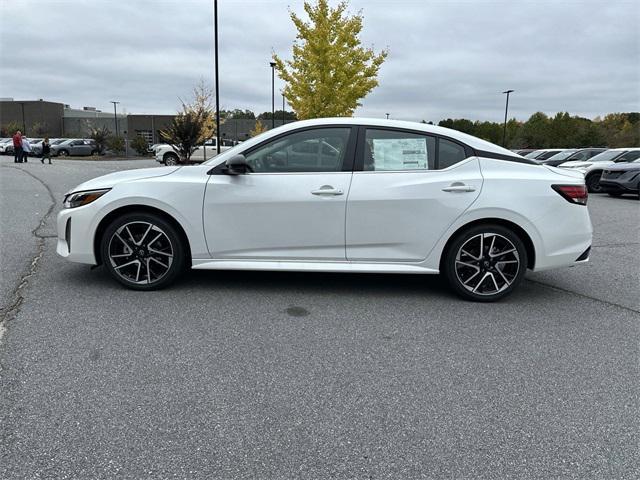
[442,183,476,192]
[311,185,344,196]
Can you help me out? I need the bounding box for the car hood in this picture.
[66,166,180,194]
[559,160,591,168]
[604,163,640,172]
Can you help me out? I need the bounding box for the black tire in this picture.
[58,149,69,157]
[164,153,179,166]
[443,224,528,302]
[100,212,186,290]
[585,171,603,193]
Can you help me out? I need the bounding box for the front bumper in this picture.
[56,207,99,264]
[599,178,639,194]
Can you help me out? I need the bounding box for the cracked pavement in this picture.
[0,157,638,479]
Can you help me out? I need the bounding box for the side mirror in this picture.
[224,154,252,175]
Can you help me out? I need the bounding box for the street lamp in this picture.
[110,101,120,137]
[19,102,26,133]
[214,0,221,154]
[502,89,514,147]
[270,61,276,129]
[385,113,390,119]
[282,91,285,125]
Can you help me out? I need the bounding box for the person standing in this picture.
[12,130,22,163]
[21,136,31,162]
[41,137,52,164]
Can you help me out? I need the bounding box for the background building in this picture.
[0,98,295,149]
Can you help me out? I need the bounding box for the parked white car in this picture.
[155,138,232,165]
[57,118,592,301]
[559,147,640,192]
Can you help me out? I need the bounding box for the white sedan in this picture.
[57,118,592,301]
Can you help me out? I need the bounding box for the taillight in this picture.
[552,184,588,205]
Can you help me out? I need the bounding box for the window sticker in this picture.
[371,138,428,170]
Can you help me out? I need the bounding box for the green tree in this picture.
[221,109,256,119]
[250,120,267,137]
[272,0,387,119]
[160,82,219,163]
[257,110,298,121]
[520,112,551,148]
[1,121,22,137]
[106,136,125,155]
[89,125,111,154]
[131,135,150,156]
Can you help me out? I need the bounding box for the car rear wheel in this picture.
[100,212,185,290]
[164,153,179,166]
[443,224,528,302]
[585,171,603,193]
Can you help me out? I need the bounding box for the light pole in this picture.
[110,101,120,137]
[385,113,390,119]
[214,0,221,154]
[19,102,26,133]
[270,62,276,129]
[282,91,285,125]
[502,89,514,147]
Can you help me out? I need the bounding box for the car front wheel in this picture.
[58,149,69,157]
[164,153,179,166]
[100,212,185,290]
[443,224,528,302]
[585,172,603,193]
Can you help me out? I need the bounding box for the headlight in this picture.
[63,189,110,209]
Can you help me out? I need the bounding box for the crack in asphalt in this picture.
[592,242,639,248]
[0,166,57,344]
[524,278,639,314]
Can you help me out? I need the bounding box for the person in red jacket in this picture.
[12,130,23,163]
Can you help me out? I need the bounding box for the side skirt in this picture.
[191,259,439,274]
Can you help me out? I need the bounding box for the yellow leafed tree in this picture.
[272,0,387,120]
[250,119,267,137]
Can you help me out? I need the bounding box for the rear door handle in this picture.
[442,184,476,192]
[311,186,344,196]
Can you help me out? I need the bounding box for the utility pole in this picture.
[270,62,276,129]
[502,90,514,147]
[282,92,285,125]
[110,101,120,137]
[214,0,221,154]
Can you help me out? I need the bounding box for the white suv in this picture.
[155,138,232,165]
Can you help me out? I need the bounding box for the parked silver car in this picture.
[51,139,98,157]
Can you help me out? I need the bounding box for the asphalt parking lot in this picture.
[1,157,638,479]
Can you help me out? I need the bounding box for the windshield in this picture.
[545,149,577,161]
[524,150,544,158]
[588,150,626,163]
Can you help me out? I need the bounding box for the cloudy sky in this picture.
[1,0,638,123]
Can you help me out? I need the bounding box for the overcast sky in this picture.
[1,0,638,122]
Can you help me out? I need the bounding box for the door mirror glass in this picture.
[225,154,252,175]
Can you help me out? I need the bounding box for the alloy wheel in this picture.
[107,221,174,285]
[454,232,521,296]
[586,173,602,193]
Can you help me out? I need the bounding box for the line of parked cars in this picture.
[0,137,99,157]
[513,147,640,198]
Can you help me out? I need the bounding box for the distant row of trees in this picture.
[437,112,640,149]
[220,109,297,121]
